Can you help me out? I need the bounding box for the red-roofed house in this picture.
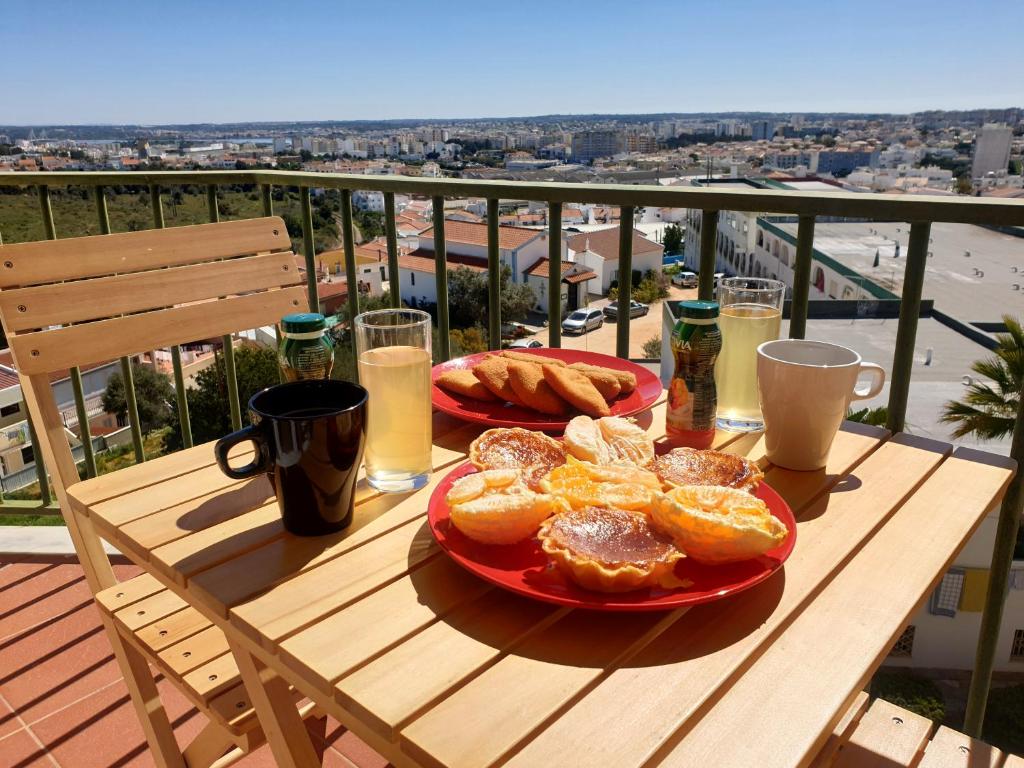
[522,258,597,314]
[417,219,565,285]
[567,226,664,295]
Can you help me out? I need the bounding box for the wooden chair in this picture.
[0,217,321,767]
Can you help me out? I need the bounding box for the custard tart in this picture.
[469,428,566,490]
[651,447,763,492]
[537,506,684,592]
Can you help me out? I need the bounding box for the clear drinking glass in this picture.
[715,277,786,431]
[354,309,432,492]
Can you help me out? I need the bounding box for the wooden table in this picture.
[71,397,1016,768]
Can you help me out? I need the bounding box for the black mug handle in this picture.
[214,424,271,480]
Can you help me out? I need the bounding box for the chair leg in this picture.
[228,638,323,768]
[103,616,187,768]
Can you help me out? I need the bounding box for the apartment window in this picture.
[930,568,965,617]
[0,403,18,418]
[20,445,33,466]
[889,626,915,658]
[1012,630,1024,661]
[411,272,416,286]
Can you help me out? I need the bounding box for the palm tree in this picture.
[941,315,1024,439]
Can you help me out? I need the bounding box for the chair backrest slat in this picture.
[10,284,306,374]
[0,251,301,332]
[0,217,290,287]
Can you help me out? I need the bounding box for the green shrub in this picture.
[871,672,945,722]
[641,335,662,359]
[983,684,1024,755]
[847,406,889,426]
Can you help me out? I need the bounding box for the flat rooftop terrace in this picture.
[772,220,1024,329]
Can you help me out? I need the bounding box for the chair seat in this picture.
[95,574,262,739]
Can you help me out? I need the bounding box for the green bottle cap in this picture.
[680,300,719,319]
[281,312,326,333]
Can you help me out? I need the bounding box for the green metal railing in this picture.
[1,169,1024,732]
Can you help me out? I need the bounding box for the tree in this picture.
[164,344,280,451]
[102,362,175,434]
[447,265,534,330]
[955,174,974,195]
[663,223,683,254]
[942,315,1024,440]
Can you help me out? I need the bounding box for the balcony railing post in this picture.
[616,206,635,359]
[384,192,401,310]
[299,187,318,312]
[205,184,242,430]
[24,407,51,505]
[260,183,273,216]
[698,209,719,301]
[486,199,501,351]
[964,392,1024,736]
[789,215,816,340]
[29,185,61,493]
[149,183,193,447]
[340,189,360,382]
[548,202,562,348]
[886,221,931,433]
[95,186,144,461]
[432,196,450,361]
[36,184,98,480]
[206,184,219,222]
[150,184,165,229]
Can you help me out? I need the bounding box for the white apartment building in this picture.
[352,189,385,212]
[972,124,1013,179]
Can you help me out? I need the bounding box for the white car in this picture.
[561,308,604,335]
[672,271,697,288]
[508,338,544,349]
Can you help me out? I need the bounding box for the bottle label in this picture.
[667,321,721,434]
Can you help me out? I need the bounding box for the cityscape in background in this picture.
[2,103,1024,688]
[2,108,1021,194]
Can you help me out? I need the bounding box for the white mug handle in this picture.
[852,362,886,400]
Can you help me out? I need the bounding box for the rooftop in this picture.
[522,257,597,283]
[566,226,662,259]
[770,220,1024,330]
[397,249,488,275]
[419,220,542,250]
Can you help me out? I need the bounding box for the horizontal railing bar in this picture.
[2,171,1023,227]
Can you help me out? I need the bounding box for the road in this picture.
[522,285,699,358]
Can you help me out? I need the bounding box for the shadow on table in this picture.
[405,518,787,671]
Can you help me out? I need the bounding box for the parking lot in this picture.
[521,285,698,359]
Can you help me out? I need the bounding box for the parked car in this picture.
[672,271,698,288]
[508,338,544,349]
[561,307,604,335]
[602,299,650,320]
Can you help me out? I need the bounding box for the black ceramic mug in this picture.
[214,379,368,536]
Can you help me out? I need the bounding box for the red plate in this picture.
[427,462,797,611]
[431,348,662,430]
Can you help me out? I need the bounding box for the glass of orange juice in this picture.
[354,309,432,492]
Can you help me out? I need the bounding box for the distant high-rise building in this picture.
[972,124,1013,179]
[571,131,624,163]
[752,120,776,141]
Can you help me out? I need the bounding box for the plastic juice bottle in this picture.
[278,312,335,381]
[666,300,722,448]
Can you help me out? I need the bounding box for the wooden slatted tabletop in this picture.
[70,395,1016,768]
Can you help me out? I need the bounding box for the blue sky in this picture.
[3,0,1023,124]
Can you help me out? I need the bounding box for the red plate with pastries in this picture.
[426,461,797,612]
[431,348,662,430]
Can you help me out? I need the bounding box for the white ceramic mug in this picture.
[756,339,886,471]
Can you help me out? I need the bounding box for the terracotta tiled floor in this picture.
[0,557,390,768]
